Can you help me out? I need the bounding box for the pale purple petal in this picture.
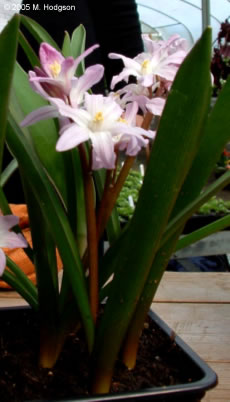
[113,123,155,140]
[165,51,186,65]
[50,98,90,126]
[20,105,59,127]
[2,232,28,249]
[70,64,104,107]
[70,44,100,77]
[131,95,149,113]
[139,73,155,87]
[29,71,50,99]
[0,215,27,250]
[0,249,6,276]
[56,124,90,151]
[124,102,138,126]
[109,53,141,71]
[155,65,178,81]
[90,132,116,170]
[0,215,19,231]
[59,57,75,91]
[110,68,140,90]
[146,97,166,116]
[84,93,104,116]
[39,43,64,77]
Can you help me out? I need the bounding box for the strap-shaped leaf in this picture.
[171,75,230,218]
[62,31,71,57]
[70,24,86,76]
[176,214,230,252]
[20,15,59,49]
[6,115,94,353]
[0,15,19,172]
[18,29,40,68]
[92,28,212,393]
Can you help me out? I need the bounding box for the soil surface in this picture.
[0,308,203,402]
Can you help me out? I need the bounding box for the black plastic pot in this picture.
[183,213,229,235]
[0,307,217,402]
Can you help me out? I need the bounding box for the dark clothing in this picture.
[19,0,144,88]
[4,0,143,202]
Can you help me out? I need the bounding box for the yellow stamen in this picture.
[118,118,128,124]
[141,59,151,74]
[93,112,104,122]
[49,61,61,78]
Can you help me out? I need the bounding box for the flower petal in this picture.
[90,131,116,170]
[50,98,90,127]
[20,105,59,127]
[146,97,166,116]
[109,52,141,71]
[56,124,90,151]
[70,44,100,77]
[0,215,19,231]
[124,102,139,126]
[39,43,64,77]
[0,215,28,249]
[0,249,6,276]
[2,232,28,249]
[70,65,104,107]
[110,68,140,90]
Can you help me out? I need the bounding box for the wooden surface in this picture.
[1,272,230,400]
[152,272,230,401]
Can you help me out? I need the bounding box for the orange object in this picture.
[0,204,62,289]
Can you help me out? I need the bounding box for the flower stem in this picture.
[96,156,135,241]
[79,144,98,323]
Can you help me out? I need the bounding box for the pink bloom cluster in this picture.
[21,35,187,170]
[109,34,187,114]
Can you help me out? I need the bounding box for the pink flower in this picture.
[113,102,155,156]
[29,42,102,100]
[109,34,187,89]
[55,96,155,169]
[55,93,123,170]
[21,65,104,128]
[0,215,28,276]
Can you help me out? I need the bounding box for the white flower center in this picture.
[89,111,105,131]
[141,59,151,75]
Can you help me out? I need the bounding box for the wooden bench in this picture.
[152,272,230,401]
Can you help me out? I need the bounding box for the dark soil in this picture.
[0,307,203,402]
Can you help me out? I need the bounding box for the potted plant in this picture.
[1,14,230,401]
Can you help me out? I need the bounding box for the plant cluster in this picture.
[116,172,230,220]
[0,15,230,397]
[211,18,230,96]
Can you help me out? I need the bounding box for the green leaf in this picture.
[92,28,212,393]
[10,63,68,204]
[164,168,230,245]
[0,15,19,172]
[176,214,230,252]
[20,15,59,49]
[70,25,86,76]
[0,158,18,187]
[6,115,94,353]
[18,29,40,68]
[62,31,71,57]
[3,261,38,311]
[171,75,230,218]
